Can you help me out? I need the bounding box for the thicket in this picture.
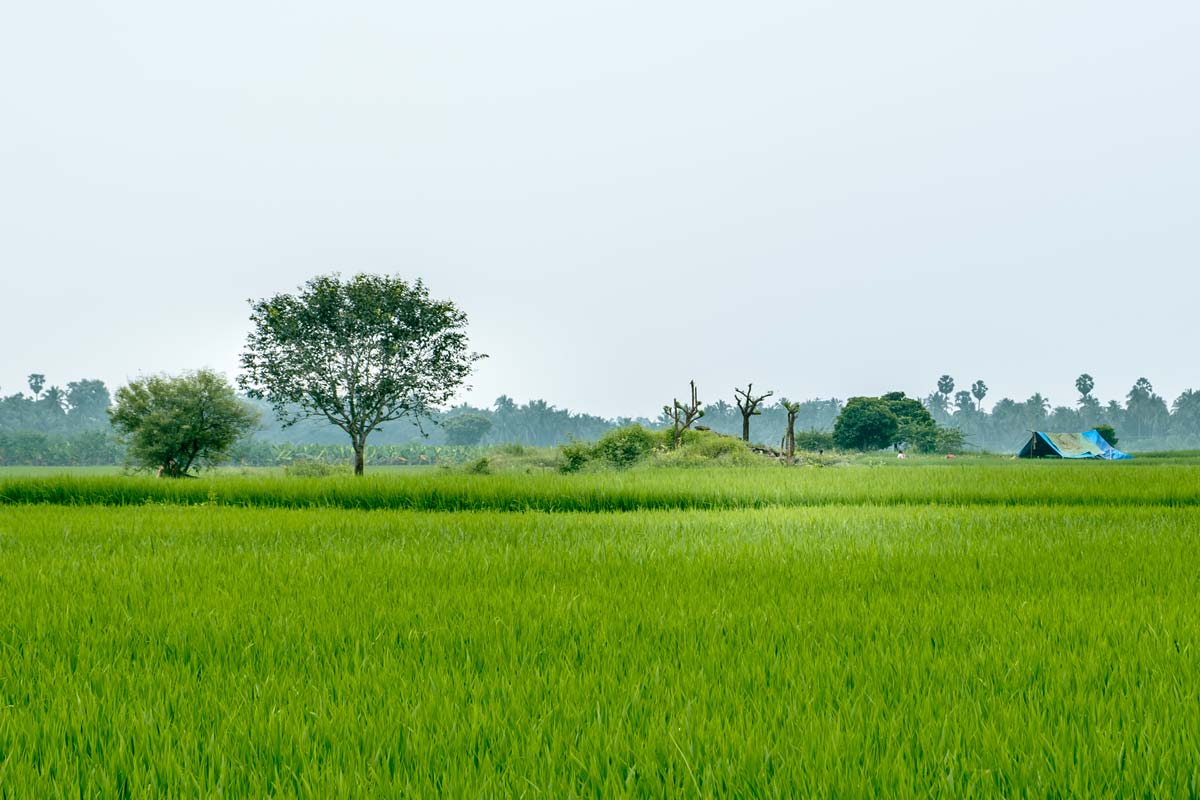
[559,426,764,472]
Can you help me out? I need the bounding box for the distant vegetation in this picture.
[5,370,1200,467]
[1,269,1198,469]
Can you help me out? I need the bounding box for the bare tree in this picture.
[782,399,801,465]
[664,380,704,449]
[734,383,774,442]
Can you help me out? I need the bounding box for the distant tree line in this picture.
[923,374,1200,451]
[4,369,1200,466]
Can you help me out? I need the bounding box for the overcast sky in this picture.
[2,1,1197,418]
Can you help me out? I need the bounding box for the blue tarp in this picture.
[1017,430,1133,459]
[1081,429,1134,460]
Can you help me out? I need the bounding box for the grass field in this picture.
[2,462,1199,796]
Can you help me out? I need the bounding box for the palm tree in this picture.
[971,380,989,413]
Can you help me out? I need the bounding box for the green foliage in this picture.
[557,426,658,472]
[897,421,966,454]
[467,456,491,474]
[1076,373,1095,401]
[65,379,112,426]
[793,430,834,452]
[651,430,762,468]
[283,458,340,478]
[441,412,493,446]
[0,429,123,466]
[559,440,592,473]
[108,370,259,477]
[880,391,935,429]
[1094,424,1118,447]
[593,425,659,468]
[239,273,484,474]
[834,397,899,451]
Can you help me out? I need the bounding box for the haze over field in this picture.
[2,1,1198,417]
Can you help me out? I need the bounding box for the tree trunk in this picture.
[353,438,366,476]
[742,415,750,442]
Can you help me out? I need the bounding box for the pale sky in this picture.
[2,1,1197,418]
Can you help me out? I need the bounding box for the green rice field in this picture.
[2,462,1199,796]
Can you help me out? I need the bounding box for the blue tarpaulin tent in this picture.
[1017,430,1132,460]
[1080,429,1133,460]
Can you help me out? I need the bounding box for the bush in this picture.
[794,430,834,452]
[653,430,761,468]
[593,425,658,468]
[897,422,964,454]
[559,440,593,473]
[284,458,340,478]
[1094,424,1118,447]
[467,457,491,474]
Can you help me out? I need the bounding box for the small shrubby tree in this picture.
[108,370,259,477]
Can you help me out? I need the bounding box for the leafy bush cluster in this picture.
[283,458,343,478]
[793,431,834,452]
[560,426,657,472]
[559,425,765,472]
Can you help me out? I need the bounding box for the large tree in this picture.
[833,397,899,451]
[239,274,483,475]
[109,370,259,477]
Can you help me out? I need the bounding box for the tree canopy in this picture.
[239,273,483,475]
[108,370,258,477]
[833,397,899,451]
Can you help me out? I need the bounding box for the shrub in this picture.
[467,457,491,474]
[794,430,834,452]
[284,458,339,478]
[592,426,658,468]
[1094,424,1119,447]
[559,440,593,473]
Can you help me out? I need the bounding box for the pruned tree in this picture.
[239,273,484,476]
[664,380,704,449]
[782,399,801,464]
[734,383,774,442]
